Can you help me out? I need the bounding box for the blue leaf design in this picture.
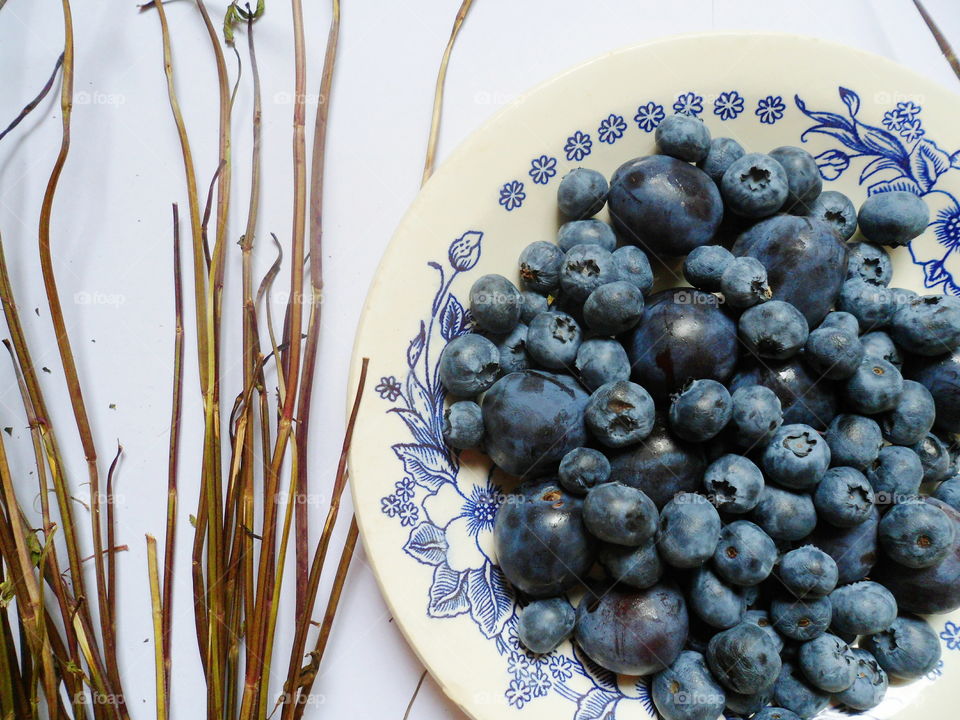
[839,87,860,117]
[407,321,426,369]
[573,687,620,720]
[439,294,468,341]
[466,563,514,639]
[868,177,923,196]
[404,522,448,565]
[406,372,444,445]
[574,643,619,692]
[387,407,435,448]
[858,124,909,162]
[859,155,903,184]
[910,139,953,192]
[392,443,455,492]
[428,563,470,617]
[795,95,856,135]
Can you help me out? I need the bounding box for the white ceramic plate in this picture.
[349,33,960,720]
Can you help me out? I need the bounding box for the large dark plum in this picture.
[482,370,589,477]
[805,506,879,585]
[609,155,724,257]
[493,478,595,598]
[575,581,689,675]
[628,288,739,403]
[905,348,960,433]
[729,359,837,431]
[733,215,848,327]
[608,414,707,509]
[874,497,960,614]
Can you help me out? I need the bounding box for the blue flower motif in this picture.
[597,113,627,144]
[398,502,419,527]
[673,92,704,117]
[498,180,526,211]
[941,620,960,650]
[507,651,530,676]
[505,677,532,709]
[634,101,665,132]
[394,477,416,502]
[756,95,786,124]
[815,149,850,181]
[896,101,922,120]
[527,670,551,697]
[380,494,402,517]
[528,155,557,185]
[375,375,402,401]
[934,201,960,251]
[883,110,906,132]
[714,91,744,121]
[564,131,592,161]
[926,659,944,680]
[548,655,573,682]
[900,118,925,143]
[448,230,482,271]
[463,483,500,535]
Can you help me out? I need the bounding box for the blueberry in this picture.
[860,330,903,367]
[721,256,772,309]
[824,414,882,470]
[762,423,830,490]
[598,540,662,589]
[813,467,875,528]
[518,241,564,294]
[879,499,955,568]
[558,447,610,495]
[492,323,529,374]
[706,621,781,694]
[557,218,617,252]
[669,379,732,442]
[843,357,903,414]
[891,286,918,305]
[830,581,897,635]
[770,595,832,641]
[585,380,655,448]
[750,485,817,541]
[912,431,953,483]
[583,481,658,546]
[779,545,839,598]
[438,334,501,398]
[805,506,880,585]
[797,633,856,692]
[655,115,711,162]
[845,241,892,286]
[703,454,764,513]
[698,136,746,183]
[802,326,863,380]
[526,311,582,370]
[721,153,789,218]
[740,301,808,360]
[713,520,777,586]
[728,385,783,448]
[574,338,629,391]
[880,379,935,445]
[560,244,618,305]
[609,155,723,256]
[934,475,960,512]
[771,662,831,719]
[683,244,734,292]
[905,348,960,432]
[805,189,857,239]
[860,615,942,679]
[743,609,784,652]
[725,689,774,717]
[583,281,644,335]
[557,167,608,219]
[658,493,721,568]
[494,478,595,596]
[482,370,589,476]
[833,648,888,711]
[688,566,747,628]
[652,650,727,720]
[769,146,822,212]
[730,359,837,429]
[818,310,861,336]
[442,400,484,449]
[469,274,522,334]
[865,445,923,505]
[858,190,929,247]
[837,278,896,331]
[517,597,575,654]
[575,581,688,675]
[890,294,960,356]
[611,245,654,295]
[753,709,801,720]
[520,290,549,324]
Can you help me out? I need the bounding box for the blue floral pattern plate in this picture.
[349,33,960,720]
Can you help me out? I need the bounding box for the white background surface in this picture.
[0,1,959,718]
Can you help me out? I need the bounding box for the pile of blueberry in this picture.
[438,113,960,720]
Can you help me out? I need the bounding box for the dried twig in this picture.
[912,0,960,81]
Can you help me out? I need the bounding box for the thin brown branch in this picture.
[913,0,960,81]
[0,53,63,144]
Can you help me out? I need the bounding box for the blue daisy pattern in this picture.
[597,113,627,144]
[564,130,593,161]
[756,94,786,124]
[713,90,744,121]
[505,677,533,709]
[882,109,906,132]
[900,118,925,143]
[673,91,704,117]
[634,101,665,132]
[941,620,960,650]
[528,154,558,185]
[548,654,573,682]
[934,202,960,252]
[375,375,402,401]
[926,659,944,680]
[498,180,526,211]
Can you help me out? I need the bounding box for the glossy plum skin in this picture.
[729,359,837,431]
[628,288,739,403]
[574,581,689,675]
[905,348,960,433]
[805,506,880,585]
[609,155,724,257]
[732,214,848,327]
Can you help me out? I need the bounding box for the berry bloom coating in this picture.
[770,595,832,641]
[813,467,875,528]
[739,301,808,360]
[860,615,942,679]
[797,633,856,693]
[707,622,782,694]
[721,256,772,309]
[857,190,929,247]
[669,379,732,442]
[833,649,888,711]
[469,273,522,334]
[698,136,746,183]
[829,581,898,636]
[656,114,712,162]
[824,414,882,471]
[879,500,955,568]
[583,280,644,335]
[703,454,764,514]
[598,540,662,589]
[526,311,582,369]
[890,294,960,356]
[559,243,618,303]
[583,481,658,546]
[658,493,722,568]
[779,545,839,598]
[721,153,790,218]
[574,338,630,391]
[441,401,484,449]
[611,245,654,294]
[762,423,831,490]
[806,190,857,239]
[769,146,822,212]
[438,334,500,398]
[585,380,656,448]
[558,447,610,495]
[683,244,735,292]
[518,241,564,294]
[517,597,576,654]
[652,650,727,720]
[846,241,892,286]
[712,520,777,586]
[557,218,618,252]
[557,167,608,219]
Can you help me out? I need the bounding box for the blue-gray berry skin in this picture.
[707,622,781,694]
[739,301,808,360]
[934,475,960,512]
[890,294,960,356]
[583,281,644,335]
[609,155,723,256]
[575,581,688,675]
[743,609,784,652]
[861,329,903,367]
[721,256,772,309]
[557,218,617,252]
[891,286,919,305]
[657,493,721,568]
[728,385,783,448]
[880,379,935,445]
[703,454,764,513]
[725,689,774,717]
[866,445,923,506]
[557,167,608,219]
[712,520,777,586]
[751,485,817,541]
[598,540,662,589]
[469,274,522,334]
[526,311,582,369]
[656,114,711,162]
[482,370,589,476]
[830,581,898,635]
[797,633,856,692]
[721,153,789,218]
[762,423,831,490]
[583,481,658,546]
[585,380,655,448]
[491,323,529,375]
[518,241,564,294]
[860,615,942,679]
[858,190,930,247]
[905,348,960,432]
[697,136,745,183]
[438,334,500,398]
[912,431,953,483]
[652,650,726,720]
[770,595,832,641]
[754,708,801,720]
[779,545,839,598]
[559,244,617,304]
[824,414,882,470]
[493,478,595,597]
[442,401,484,449]
[519,290,549,324]
[517,597,575,654]
[683,244,735,292]
[846,241,892,286]
[879,500,955,568]
[730,359,837,430]
[687,566,747,629]
[769,146,822,213]
[837,278,896,332]
[574,339,629,391]
[803,326,863,380]
[806,190,858,239]
[833,648,888,711]
[813,467,875,528]
[805,506,880,585]
[771,663,831,719]
[611,245,653,294]
[558,447,610,495]
[843,356,903,414]
[819,310,861,336]
[669,379,732,442]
